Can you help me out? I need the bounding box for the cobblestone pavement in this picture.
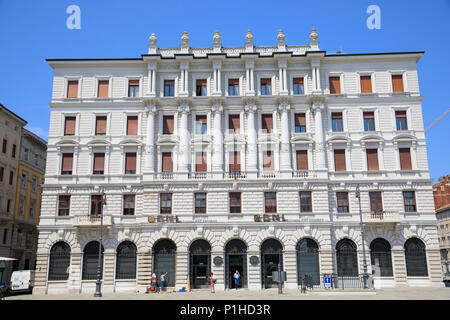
[3,287,450,300]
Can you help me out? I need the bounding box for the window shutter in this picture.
[129,79,139,86]
[93,153,105,171]
[329,76,341,94]
[125,153,137,172]
[127,116,138,135]
[296,150,308,170]
[263,151,274,170]
[62,153,73,172]
[334,149,346,171]
[162,152,173,172]
[392,75,404,93]
[293,78,304,85]
[295,113,306,126]
[360,76,372,93]
[67,80,79,98]
[229,79,239,85]
[229,114,240,133]
[163,116,174,134]
[399,148,412,170]
[262,114,273,133]
[64,117,76,135]
[229,151,240,172]
[366,149,379,171]
[196,152,207,172]
[196,115,207,124]
[95,116,107,135]
[98,80,109,98]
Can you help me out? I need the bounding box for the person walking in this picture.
[160,272,168,292]
[151,273,157,293]
[210,272,216,293]
[233,270,240,290]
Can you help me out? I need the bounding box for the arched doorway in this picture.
[116,241,137,280]
[153,239,176,287]
[225,239,247,289]
[82,241,104,280]
[296,238,320,286]
[48,242,71,281]
[189,239,211,289]
[336,239,358,276]
[404,238,428,277]
[370,238,393,277]
[260,239,283,289]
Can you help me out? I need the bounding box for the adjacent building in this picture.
[433,175,450,279]
[34,29,442,294]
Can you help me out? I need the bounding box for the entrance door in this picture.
[192,255,209,288]
[262,254,280,288]
[228,255,245,289]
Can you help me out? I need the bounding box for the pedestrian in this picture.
[210,272,216,293]
[233,270,240,290]
[151,273,157,292]
[160,272,168,292]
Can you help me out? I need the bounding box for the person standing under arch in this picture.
[233,270,240,290]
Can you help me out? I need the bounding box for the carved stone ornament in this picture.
[310,28,318,41]
[149,33,157,45]
[213,30,221,44]
[245,29,253,43]
[277,29,285,41]
[181,31,189,44]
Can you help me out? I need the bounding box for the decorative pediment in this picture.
[191,135,212,145]
[291,135,313,144]
[224,134,246,145]
[327,135,352,144]
[55,139,79,147]
[258,134,280,144]
[87,138,111,147]
[392,133,417,142]
[157,135,178,145]
[119,138,142,146]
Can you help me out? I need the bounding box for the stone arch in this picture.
[42,231,79,253]
[332,228,362,250]
[403,227,435,247]
[289,228,328,250]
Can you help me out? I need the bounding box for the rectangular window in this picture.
[128,79,139,97]
[263,151,274,171]
[264,192,277,213]
[162,115,174,134]
[228,79,239,96]
[195,152,207,172]
[24,148,29,161]
[392,74,404,93]
[61,153,73,175]
[261,78,272,95]
[360,76,372,93]
[229,151,240,172]
[261,114,273,133]
[9,171,14,185]
[160,193,172,214]
[295,113,306,133]
[196,79,207,96]
[293,78,304,95]
[12,144,16,158]
[125,152,137,174]
[2,139,7,153]
[126,116,138,135]
[123,195,135,215]
[98,80,109,98]
[332,112,343,132]
[336,192,349,213]
[299,191,312,213]
[3,228,7,245]
[29,202,35,218]
[67,80,79,98]
[366,149,379,171]
[296,150,308,171]
[93,153,105,175]
[64,116,76,136]
[6,199,11,213]
[34,154,39,166]
[369,192,383,212]
[95,116,107,135]
[399,148,412,170]
[0,167,3,181]
[21,173,26,188]
[195,193,207,214]
[228,114,240,133]
[90,195,103,216]
[164,80,175,97]
[162,152,173,172]
[395,111,408,130]
[329,76,341,94]
[31,177,37,192]
[18,199,24,216]
[196,115,207,135]
[229,192,241,214]
[363,112,375,131]
[58,195,71,216]
[334,149,346,172]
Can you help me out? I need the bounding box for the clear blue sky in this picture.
[0,0,448,182]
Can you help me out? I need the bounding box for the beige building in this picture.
[433,175,450,279]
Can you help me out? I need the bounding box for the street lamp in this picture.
[355,184,369,289]
[94,191,107,298]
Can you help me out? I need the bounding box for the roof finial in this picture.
[213,30,221,44]
[181,31,189,44]
[245,29,253,43]
[277,29,285,42]
[310,28,318,41]
[149,33,157,45]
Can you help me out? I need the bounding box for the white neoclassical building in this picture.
[34,29,443,294]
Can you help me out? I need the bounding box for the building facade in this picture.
[433,175,450,278]
[34,29,442,294]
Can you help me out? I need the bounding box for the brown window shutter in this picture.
[129,79,139,86]
[125,153,137,171]
[98,80,109,98]
[262,114,273,133]
[95,116,107,135]
[399,148,412,170]
[62,153,73,173]
[196,115,207,124]
[229,151,240,172]
[127,116,138,135]
[229,79,239,85]
[366,149,379,171]
[360,76,372,93]
[196,79,207,86]
[67,80,79,98]
[261,78,271,85]
[363,112,374,119]
[295,113,306,126]
[93,153,105,171]
[64,117,76,135]
[334,149,346,171]
[196,152,207,172]
[392,75,404,93]
[329,76,341,94]
[296,150,308,170]
[293,77,304,85]
[331,112,342,120]
[162,152,173,172]
[229,114,240,133]
[163,115,174,134]
[263,151,274,170]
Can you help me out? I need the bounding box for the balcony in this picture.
[258,171,279,178]
[292,170,316,178]
[362,211,400,224]
[73,215,113,227]
[224,171,247,179]
[188,172,211,180]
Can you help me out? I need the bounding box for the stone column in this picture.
[137,250,152,293]
[212,102,224,178]
[245,103,258,178]
[247,250,261,290]
[319,249,334,275]
[312,101,327,173]
[69,251,82,294]
[178,104,190,177]
[245,60,255,95]
[175,250,189,289]
[103,250,115,293]
[427,248,444,286]
[32,252,49,295]
[147,62,157,97]
[278,101,292,177]
[144,104,156,180]
[392,248,407,286]
[278,60,288,95]
[283,249,297,290]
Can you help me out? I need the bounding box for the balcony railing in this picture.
[188,172,210,180]
[362,211,400,224]
[73,215,112,227]
[258,171,278,178]
[292,170,316,178]
[224,171,247,179]
[152,170,319,180]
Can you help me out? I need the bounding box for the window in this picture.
[229,192,241,214]
[97,80,109,98]
[125,152,137,174]
[90,195,103,216]
[126,116,138,135]
[336,239,358,276]
[331,112,343,132]
[404,238,428,277]
[31,177,37,192]
[360,75,372,93]
[128,79,139,97]
[24,148,29,161]
[229,151,240,172]
[3,228,7,245]
[334,149,346,172]
[228,79,239,96]
[295,113,306,132]
[366,149,379,171]
[392,74,404,93]
[336,192,349,213]
[263,151,274,171]
[29,202,35,218]
[399,148,412,170]
[196,115,207,135]
[58,195,70,216]
[34,153,39,166]
[61,153,73,175]
[299,191,312,212]
[2,139,7,153]
[64,116,76,136]
[261,114,273,133]
[228,114,240,133]
[160,193,172,214]
[67,80,79,98]
[116,241,137,280]
[162,152,173,172]
[195,193,207,214]
[264,192,277,213]
[196,79,207,96]
[296,150,308,171]
[369,192,383,213]
[329,76,341,94]
[395,111,408,130]
[260,78,271,95]
[363,112,375,131]
[403,191,417,212]
[82,241,104,280]
[95,116,107,135]
[123,195,135,215]
[21,173,27,188]
[293,78,304,95]
[162,115,174,134]
[18,199,24,216]
[164,80,175,97]
[195,152,207,172]
[12,144,16,158]
[0,166,3,181]
[93,153,105,175]
[48,242,71,281]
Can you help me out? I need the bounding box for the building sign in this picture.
[254,214,286,222]
[213,256,223,266]
[148,215,180,223]
[249,256,259,265]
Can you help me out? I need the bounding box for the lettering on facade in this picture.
[254,214,286,222]
[148,215,180,223]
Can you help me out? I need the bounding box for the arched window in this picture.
[370,238,393,277]
[189,240,211,289]
[296,238,320,285]
[336,239,358,277]
[48,242,71,281]
[225,239,247,289]
[116,241,137,280]
[153,239,176,287]
[404,238,428,277]
[261,239,283,289]
[82,241,104,280]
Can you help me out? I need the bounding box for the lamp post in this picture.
[94,191,107,297]
[355,184,369,289]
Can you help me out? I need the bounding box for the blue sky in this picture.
[0,0,448,182]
